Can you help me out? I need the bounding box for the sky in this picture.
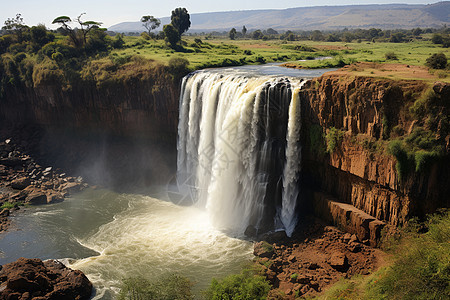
[0,0,441,29]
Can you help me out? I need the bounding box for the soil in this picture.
[254,217,386,299]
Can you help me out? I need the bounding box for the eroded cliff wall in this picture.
[301,74,450,225]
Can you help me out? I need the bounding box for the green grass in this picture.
[118,274,194,300]
[204,263,271,300]
[0,202,15,209]
[284,40,449,69]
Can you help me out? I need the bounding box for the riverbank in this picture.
[0,126,87,233]
[254,217,385,298]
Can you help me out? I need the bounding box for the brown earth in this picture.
[254,217,385,299]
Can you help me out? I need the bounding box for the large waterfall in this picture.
[177,70,305,237]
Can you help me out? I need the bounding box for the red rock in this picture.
[11,177,30,190]
[0,258,92,300]
[60,182,82,195]
[327,252,349,272]
[25,191,47,205]
[254,241,274,258]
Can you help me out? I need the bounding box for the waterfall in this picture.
[177,70,305,237]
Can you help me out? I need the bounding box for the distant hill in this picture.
[109,2,450,33]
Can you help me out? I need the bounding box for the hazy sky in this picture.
[0,0,440,28]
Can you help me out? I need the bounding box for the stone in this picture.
[328,252,349,272]
[25,191,47,205]
[11,177,31,190]
[287,255,296,263]
[254,241,274,258]
[0,258,92,300]
[60,182,82,195]
[46,191,64,204]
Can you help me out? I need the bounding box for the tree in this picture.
[163,24,180,48]
[171,8,190,37]
[2,14,28,42]
[265,28,278,35]
[252,30,263,40]
[431,33,443,45]
[242,26,247,37]
[52,13,102,48]
[426,53,447,69]
[140,15,160,35]
[229,28,237,40]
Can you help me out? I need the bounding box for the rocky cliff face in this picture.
[301,74,450,226]
[0,68,180,187]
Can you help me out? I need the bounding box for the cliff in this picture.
[1,64,448,225]
[0,64,181,187]
[301,72,450,226]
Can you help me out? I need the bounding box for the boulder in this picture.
[254,241,274,258]
[60,182,82,195]
[46,191,64,204]
[327,252,349,272]
[25,191,47,205]
[0,257,92,300]
[11,177,31,190]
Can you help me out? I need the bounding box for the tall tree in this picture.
[242,25,247,37]
[163,24,180,48]
[171,8,190,37]
[229,28,237,40]
[140,15,160,35]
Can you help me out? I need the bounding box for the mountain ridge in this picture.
[109,2,450,33]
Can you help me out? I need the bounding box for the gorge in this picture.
[0,62,449,298]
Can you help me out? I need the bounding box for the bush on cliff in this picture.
[118,274,193,300]
[204,264,271,300]
[367,209,450,299]
[325,127,344,153]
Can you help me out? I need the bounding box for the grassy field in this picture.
[109,36,449,74]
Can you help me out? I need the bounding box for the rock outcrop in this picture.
[0,257,92,300]
[301,74,450,227]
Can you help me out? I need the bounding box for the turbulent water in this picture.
[0,188,253,299]
[177,70,306,236]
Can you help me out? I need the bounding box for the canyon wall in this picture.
[301,74,450,225]
[0,68,181,187]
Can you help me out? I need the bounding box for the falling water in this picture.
[177,71,305,237]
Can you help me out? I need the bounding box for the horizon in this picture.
[0,0,443,29]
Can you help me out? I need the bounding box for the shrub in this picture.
[368,210,450,299]
[204,265,271,300]
[387,139,410,181]
[168,56,190,80]
[425,53,447,69]
[325,127,344,153]
[309,124,326,156]
[0,202,16,209]
[385,52,397,60]
[118,274,193,300]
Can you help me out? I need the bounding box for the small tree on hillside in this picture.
[242,25,247,37]
[140,15,160,35]
[171,8,190,37]
[229,28,237,40]
[52,13,102,48]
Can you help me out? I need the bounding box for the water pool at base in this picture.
[0,188,253,299]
